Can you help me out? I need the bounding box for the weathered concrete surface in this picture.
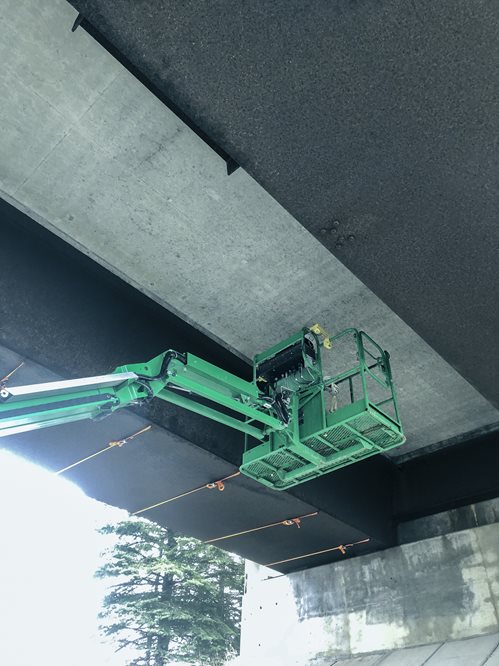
[0,0,497,460]
[422,634,499,665]
[230,633,499,665]
[399,498,499,545]
[331,634,499,665]
[332,656,386,666]
[239,524,499,664]
[486,638,499,665]
[376,643,440,665]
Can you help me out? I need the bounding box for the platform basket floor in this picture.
[241,408,404,490]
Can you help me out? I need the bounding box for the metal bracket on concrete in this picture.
[69,14,241,177]
[226,158,240,175]
[71,13,84,32]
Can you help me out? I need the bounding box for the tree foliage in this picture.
[96,519,244,666]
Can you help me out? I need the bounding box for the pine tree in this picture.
[96,518,244,666]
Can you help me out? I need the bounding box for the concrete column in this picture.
[238,522,499,665]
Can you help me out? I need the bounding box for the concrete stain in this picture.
[287,528,494,654]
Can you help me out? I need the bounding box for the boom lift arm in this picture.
[0,327,405,490]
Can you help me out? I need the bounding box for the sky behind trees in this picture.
[0,449,134,666]
[0,449,243,666]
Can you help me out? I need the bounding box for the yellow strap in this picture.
[108,425,152,448]
[204,511,318,544]
[310,323,332,349]
[263,537,370,567]
[132,471,241,516]
[0,361,25,384]
[56,425,152,475]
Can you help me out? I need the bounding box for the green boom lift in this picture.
[0,326,404,490]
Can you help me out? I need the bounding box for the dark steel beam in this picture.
[395,428,499,523]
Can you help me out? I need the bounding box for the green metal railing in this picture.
[327,328,401,426]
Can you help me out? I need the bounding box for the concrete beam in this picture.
[69,0,499,408]
[399,497,499,545]
[0,0,496,462]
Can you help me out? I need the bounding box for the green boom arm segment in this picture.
[0,327,405,490]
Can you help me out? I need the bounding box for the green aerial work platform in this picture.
[241,327,404,489]
[0,325,404,491]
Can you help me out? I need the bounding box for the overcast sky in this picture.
[0,448,132,666]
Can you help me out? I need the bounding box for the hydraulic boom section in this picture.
[0,327,405,490]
